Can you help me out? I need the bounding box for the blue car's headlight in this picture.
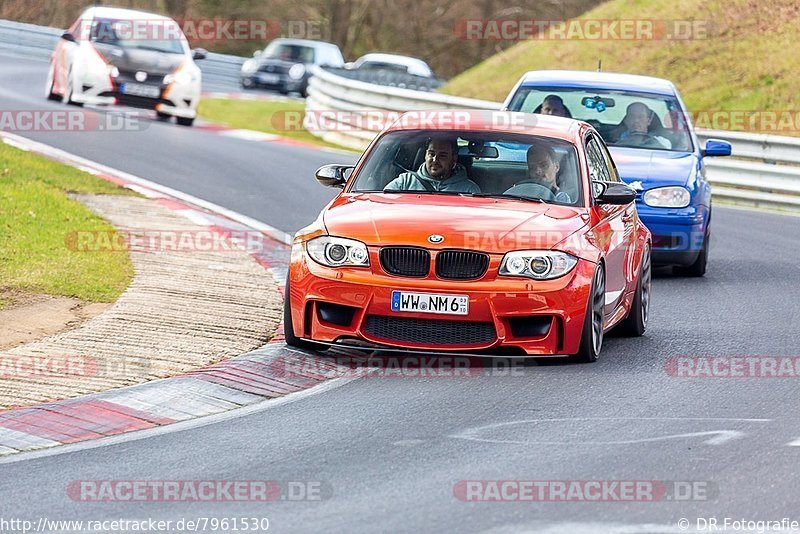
[306,236,369,267]
[643,186,690,208]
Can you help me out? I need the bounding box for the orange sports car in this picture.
[285,111,651,362]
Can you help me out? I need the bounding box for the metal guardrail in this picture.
[0,19,244,93]
[306,66,800,211]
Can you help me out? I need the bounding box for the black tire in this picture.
[617,245,651,337]
[63,71,83,107]
[675,229,709,277]
[283,277,327,351]
[176,116,195,127]
[156,111,172,121]
[573,263,605,363]
[46,67,60,101]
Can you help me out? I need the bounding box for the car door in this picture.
[585,134,628,315]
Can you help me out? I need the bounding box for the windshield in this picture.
[350,130,583,206]
[89,18,186,54]
[263,42,315,62]
[507,87,693,152]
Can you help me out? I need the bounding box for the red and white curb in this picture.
[0,131,348,457]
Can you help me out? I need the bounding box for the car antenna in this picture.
[597,59,602,72]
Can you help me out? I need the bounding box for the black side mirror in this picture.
[61,32,77,43]
[593,181,637,205]
[192,48,208,60]
[315,164,353,188]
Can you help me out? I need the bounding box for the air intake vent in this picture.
[364,315,496,346]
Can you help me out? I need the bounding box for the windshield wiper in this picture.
[466,193,546,203]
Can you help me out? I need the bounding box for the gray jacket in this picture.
[384,163,480,193]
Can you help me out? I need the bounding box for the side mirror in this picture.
[593,181,637,205]
[61,32,77,43]
[253,50,262,58]
[315,164,353,188]
[701,138,732,157]
[192,48,207,60]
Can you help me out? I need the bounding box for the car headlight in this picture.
[107,65,119,78]
[288,63,306,80]
[241,59,258,74]
[499,251,578,280]
[306,236,370,267]
[643,186,691,208]
[163,69,193,85]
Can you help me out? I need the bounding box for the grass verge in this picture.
[198,98,355,151]
[0,139,135,309]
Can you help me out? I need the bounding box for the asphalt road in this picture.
[2,51,800,533]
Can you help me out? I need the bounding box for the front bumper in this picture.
[288,248,596,356]
[240,72,305,93]
[76,72,199,118]
[636,201,708,266]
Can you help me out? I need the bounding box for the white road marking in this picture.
[451,417,770,446]
[786,438,800,446]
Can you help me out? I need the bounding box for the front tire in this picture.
[573,264,605,363]
[283,277,327,351]
[63,70,83,107]
[617,245,651,337]
[675,229,709,277]
[46,66,60,101]
[176,116,195,127]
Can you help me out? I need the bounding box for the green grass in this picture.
[198,98,355,151]
[441,0,800,135]
[0,141,134,309]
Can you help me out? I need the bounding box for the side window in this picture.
[598,139,621,182]
[585,136,611,182]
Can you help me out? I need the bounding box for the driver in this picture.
[384,137,480,193]
[504,143,571,202]
[614,102,671,149]
[535,94,572,118]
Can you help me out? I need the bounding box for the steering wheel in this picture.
[621,131,663,149]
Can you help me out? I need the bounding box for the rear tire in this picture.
[46,66,60,101]
[573,264,605,363]
[617,245,651,337]
[283,277,327,351]
[675,229,708,277]
[176,116,194,127]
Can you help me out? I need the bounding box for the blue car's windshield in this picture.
[508,87,693,152]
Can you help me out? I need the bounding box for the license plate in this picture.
[391,290,469,316]
[258,73,281,84]
[121,83,161,98]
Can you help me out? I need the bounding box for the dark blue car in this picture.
[503,70,731,276]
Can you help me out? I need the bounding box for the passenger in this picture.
[384,137,480,193]
[505,143,571,202]
[613,102,671,149]
[535,95,572,118]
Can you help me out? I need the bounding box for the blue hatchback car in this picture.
[503,70,731,276]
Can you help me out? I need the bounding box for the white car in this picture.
[46,6,205,126]
[347,53,435,78]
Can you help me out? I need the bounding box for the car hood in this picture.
[93,44,185,76]
[255,58,301,72]
[322,194,588,254]
[609,147,698,189]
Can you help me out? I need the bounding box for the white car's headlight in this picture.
[643,186,690,208]
[163,69,193,85]
[499,251,578,280]
[306,236,370,267]
[288,63,306,80]
[241,59,258,74]
[108,65,120,78]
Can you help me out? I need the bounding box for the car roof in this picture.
[355,53,432,75]
[517,70,677,96]
[268,38,341,50]
[81,6,175,22]
[385,110,586,142]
